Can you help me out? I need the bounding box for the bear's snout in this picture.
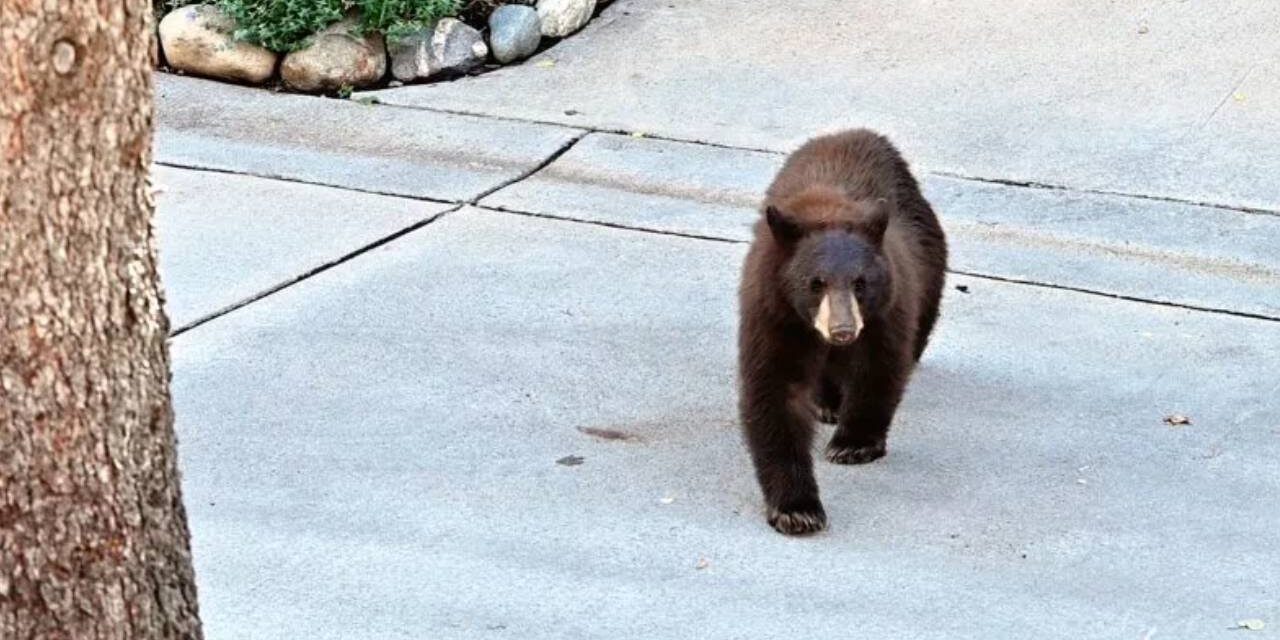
[814,290,863,345]
[829,326,859,345]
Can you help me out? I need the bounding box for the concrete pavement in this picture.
[153,166,453,330]
[365,0,1280,212]
[167,208,1280,640]
[151,3,1280,636]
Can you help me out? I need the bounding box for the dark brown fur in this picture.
[738,129,947,535]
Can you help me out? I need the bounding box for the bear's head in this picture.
[764,186,892,347]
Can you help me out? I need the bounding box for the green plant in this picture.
[205,0,460,52]
[218,0,347,52]
[359,0,460,42]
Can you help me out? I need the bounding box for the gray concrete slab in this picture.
[934,177,1280,319]
[480,132,772,239]
[153,165,451,328]
[483,132,1280,318]
[171,208,1280,639]
[156,74,581,202]
[1181,60,1280,211]
[368,0,1280,211]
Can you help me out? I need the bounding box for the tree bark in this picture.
[1,1,203,639]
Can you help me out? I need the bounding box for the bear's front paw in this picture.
[825,440,886,465]
[766,497,827,536]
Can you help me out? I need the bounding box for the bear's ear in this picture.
[861,198,890,245]
[766,205,803,244]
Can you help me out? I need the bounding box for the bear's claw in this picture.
[825,441,886,465]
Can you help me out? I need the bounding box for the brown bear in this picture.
[738,129,947,535]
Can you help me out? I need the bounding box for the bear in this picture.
[737,129,948,535]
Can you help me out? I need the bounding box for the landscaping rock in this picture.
[389,18,489,82]
[281,15,386,92]
[158,4,277,84]
[537,0,597,38]
[489,5,542,63]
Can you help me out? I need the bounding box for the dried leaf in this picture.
[577,426,639,442]
[1163,414,1191,427]
[1235,619,1265,631]
[555,455,584,466]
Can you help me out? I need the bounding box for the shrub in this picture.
[218,0,347,52]
[209,0,459,51]
[156,0,474,52]
[361,0,460,41]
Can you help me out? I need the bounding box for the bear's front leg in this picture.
[814,372,842,425]
[741,365,826,535]
[825,341,911,465]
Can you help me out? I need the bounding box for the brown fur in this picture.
[738,129,947,535]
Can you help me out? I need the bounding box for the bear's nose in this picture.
[829,327,858,345]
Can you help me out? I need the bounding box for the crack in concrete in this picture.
[154,160,458,206]
[932,171,1280,219]
[158,100,1280,334]
[367,100,782,155]
[1197,63,1257,131]
[466,131,589,204]
[474,204,1280,325]
[164,133,588,335]
[947,269,1280,324]
[363,100,1280,218]
[162,97,1280,219]
[170,206,461,337]
[477,203,745,245]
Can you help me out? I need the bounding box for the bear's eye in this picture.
[853,277,867,294]
[809,277,825,293]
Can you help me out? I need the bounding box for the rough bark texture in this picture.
[1,1,203,639]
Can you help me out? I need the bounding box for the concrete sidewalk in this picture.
[167,208,1280,640]
[158,75,1280,323]
[150,3,1280,636]
[365,0,1280,213]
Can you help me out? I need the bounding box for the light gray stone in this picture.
[281,15,386,92]
[488,5,542,63]
[536,0,596,37]
[389,18,489,82]
[158,4,276,84]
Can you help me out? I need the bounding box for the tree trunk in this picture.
[1,1,203,639]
